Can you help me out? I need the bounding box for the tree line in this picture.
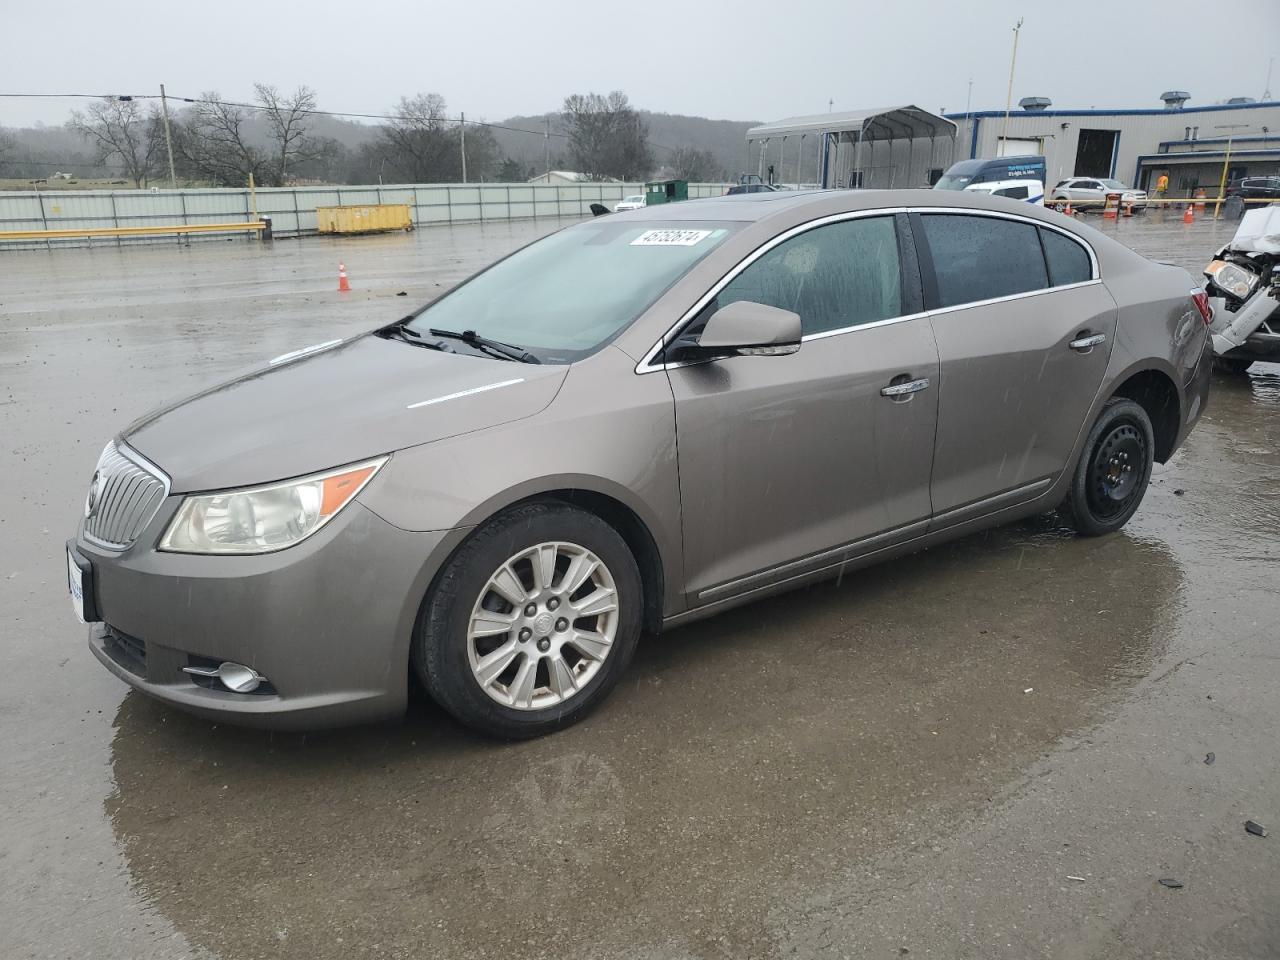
[40,87,728,188]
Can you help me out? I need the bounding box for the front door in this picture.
[914,212,1117,521]
[666,214,939,604]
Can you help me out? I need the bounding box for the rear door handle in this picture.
[1069,333,1107,352]
[880,377,931,399]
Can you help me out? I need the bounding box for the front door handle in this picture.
[880,376,931,400]
[1069,333,1107,352]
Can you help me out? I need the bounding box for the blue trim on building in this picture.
[946,100,1280,120]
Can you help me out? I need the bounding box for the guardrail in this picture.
[0,220,269,242]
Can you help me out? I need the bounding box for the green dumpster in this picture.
[644,179,689,205]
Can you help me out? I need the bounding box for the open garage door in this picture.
[1075,129,1118,178]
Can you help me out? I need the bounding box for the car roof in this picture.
[610,188,1061,224]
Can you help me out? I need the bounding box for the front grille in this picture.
[82,442,168,549]
[102,625,147,675]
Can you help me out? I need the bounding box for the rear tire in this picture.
[413,501,642,739]
[1060,398,1154,537]
[1212,356,1254,375]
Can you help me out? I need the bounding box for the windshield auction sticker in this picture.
[631,229,713,246]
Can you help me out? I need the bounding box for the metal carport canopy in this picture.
[745,105,956,142]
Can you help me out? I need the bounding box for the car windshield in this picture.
[934,173,974,190]
[405,219,739,363]
[1101,179,1127,189]
[623,195,643,203]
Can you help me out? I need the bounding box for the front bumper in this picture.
[76,500,455,730]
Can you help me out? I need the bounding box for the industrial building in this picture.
[747,95,1279,194]
[947,93,1280,194]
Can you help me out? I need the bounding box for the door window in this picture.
[920,214,1049,307]
[993,185,1030,199]
[713,217,904,336]
[1040,228,1093,286]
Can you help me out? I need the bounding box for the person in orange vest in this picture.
[1155,172,1169,198]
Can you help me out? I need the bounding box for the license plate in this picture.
[67,548,86,624]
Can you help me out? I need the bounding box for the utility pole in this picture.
[544,116,551,178]
[1264,57,1274,101]
[1000,18,1024,155]
[964,77,974,157]
[460,111,467,184]
[159,83,178,188]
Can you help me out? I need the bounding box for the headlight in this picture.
[158,457,386,554]
[1205,259,1260,300]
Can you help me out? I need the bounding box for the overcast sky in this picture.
[1,0,1275,129]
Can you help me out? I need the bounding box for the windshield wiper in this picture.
[429,328,541,364]
[378,319,454,352]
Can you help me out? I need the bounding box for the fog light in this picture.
[183,660,268,693]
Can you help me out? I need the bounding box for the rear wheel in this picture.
[1212,356,1254,375]
[414,502,642,739]
[1061,398,1154,537]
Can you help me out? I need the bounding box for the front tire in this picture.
[414,502,642,739]
[1061,398,1155,537]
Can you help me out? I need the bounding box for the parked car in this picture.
[934,155,1047,191]
[614,194,645,212]
[69,190,1212,738]
[1226,177,1280,203]
[1050,177,1148,211]
[963,178,1045,204]
[726,183,777,195]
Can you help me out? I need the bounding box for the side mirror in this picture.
[694,300,802,357]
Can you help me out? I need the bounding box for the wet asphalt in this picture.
[2,210,1278,960]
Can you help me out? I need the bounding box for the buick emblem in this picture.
[84,470,104,518]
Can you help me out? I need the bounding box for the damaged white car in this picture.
[1203,205,1280,374]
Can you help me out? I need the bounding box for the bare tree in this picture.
[67,97,163,186]
[668,146,724,182]
[561,91,652,181]
[176,91,268,187]
[378,94,455,182]
[254,83,325,185]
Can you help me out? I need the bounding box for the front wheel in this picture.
[1060,398,1155,537]
[414,502,642,739]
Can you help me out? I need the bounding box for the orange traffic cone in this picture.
[1182,204,1194,224]
[1123,200,1134,217]
[338,262,351,292]
[1064,201,1074,216]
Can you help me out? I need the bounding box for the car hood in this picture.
[124,334,568,492]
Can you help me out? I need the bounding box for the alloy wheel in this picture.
[467,541,619,710]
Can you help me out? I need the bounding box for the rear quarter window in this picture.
[920,214,1049,307]
[1040,228,1093,286]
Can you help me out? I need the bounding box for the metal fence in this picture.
[0,181,732,249]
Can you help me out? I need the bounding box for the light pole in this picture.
[1000,19,1024,155]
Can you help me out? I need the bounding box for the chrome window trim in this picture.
[635,204,1100,374]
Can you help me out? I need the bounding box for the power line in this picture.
[0,90,681,153]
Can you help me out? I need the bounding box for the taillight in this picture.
[1191,287,1213,325]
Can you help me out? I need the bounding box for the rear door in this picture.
[666,213,939,603]
[912,211,1117,523]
